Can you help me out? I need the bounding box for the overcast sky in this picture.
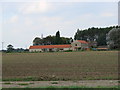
[0,0,119,49]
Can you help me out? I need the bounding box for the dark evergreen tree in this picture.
[55,31,61,44]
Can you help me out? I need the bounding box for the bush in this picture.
[64,50,72,52]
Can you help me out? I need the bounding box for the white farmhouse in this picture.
[71,40,89,51]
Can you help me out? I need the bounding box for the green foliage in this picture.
[33,31,71,45]
[7,44,14,53]
[61,37,71,44]
[33,37,43,45]
[107,28,120,49]
[55,31,62,44]
[1,86,119,89]
[74,26,120,46]
[64,50,73,52]
[3,82,12,84]
[43,35,56,45]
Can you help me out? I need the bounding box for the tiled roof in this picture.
[77,40,88,44]
[29,44,71,49]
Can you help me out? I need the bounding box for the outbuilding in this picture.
[29,44,71,52]
[71,40,89,51]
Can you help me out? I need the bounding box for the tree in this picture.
[61,37,71,44]
[33,37,43,45]
[74,26,120,46]
[43,35,56,45]
[55,31,61,44]
[74,29,80,40]
[97,33,106,46]
[106,28,120,49]
[7,44,14,52]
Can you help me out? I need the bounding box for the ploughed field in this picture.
[2,51,118,81]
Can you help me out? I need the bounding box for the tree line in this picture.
[33,31,73,45]
[74,26,120,46]
[4,44,29,53]
[33,26,120,48]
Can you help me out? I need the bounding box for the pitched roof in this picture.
[77,40,88,44]
[29,44,71,49]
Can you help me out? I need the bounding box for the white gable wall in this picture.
[71,40,89,50]
[29,49,43,52]
[71,41,81,47]
[29,47,71,52]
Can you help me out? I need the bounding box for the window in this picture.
[60,48,63,50]
[75,44,77,46]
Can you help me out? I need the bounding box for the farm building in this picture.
[29,40,89,52]
[29,45,71,52]
[71,40,89,51]
[96,46,109,51]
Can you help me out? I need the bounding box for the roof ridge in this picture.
[29,44,71,49]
